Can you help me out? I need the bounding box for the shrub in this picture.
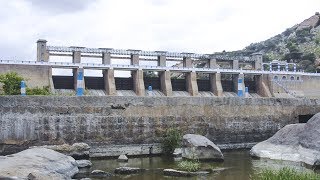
[161,128,182,155]
[252,167,320,180]
[26,86,51,95]
[0,72,24,95]
[177,160,201,172]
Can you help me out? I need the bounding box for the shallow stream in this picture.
[85,150,320,180]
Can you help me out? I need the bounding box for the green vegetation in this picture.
[0,72,24,95]
[161,128,182,155]
[252,167,320,180]
[26,86,50,95]
[0,72,51,95]
[177,160,201,172]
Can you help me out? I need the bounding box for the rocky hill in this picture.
[243,12,320,72]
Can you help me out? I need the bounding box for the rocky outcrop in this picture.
[181,134,224,161]
[250,113,320,167]
[0,148,78,179]
[33,143,90,159]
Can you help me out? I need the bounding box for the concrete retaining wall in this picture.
[1,96,320,155]
[0,64,51,88]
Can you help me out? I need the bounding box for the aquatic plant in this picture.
[177,160,201,172]
[252,167,320,180]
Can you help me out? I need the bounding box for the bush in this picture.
[252,167,320,180]
[27,86,51,95]
[177,160,201,172]
[161,128,182,155]
[0,72,24,95]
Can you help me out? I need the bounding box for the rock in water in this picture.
[181,134,224,161]
[76,160,92,168]
[0,148,78,179]
[117,154,128,162]
[114,167,145,174]
[250,113,320,167]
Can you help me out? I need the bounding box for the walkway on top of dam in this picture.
[1,59,319,77]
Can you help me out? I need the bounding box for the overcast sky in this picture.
[0,0,319,61]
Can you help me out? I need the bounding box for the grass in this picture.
[177,160,201,172]
[252,167,320,180]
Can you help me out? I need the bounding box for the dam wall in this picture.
[1,96,320,156]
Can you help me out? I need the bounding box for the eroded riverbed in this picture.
[83,150,320,180]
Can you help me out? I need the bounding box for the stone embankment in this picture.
[1,96,320,156]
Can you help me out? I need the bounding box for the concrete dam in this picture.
[1,40,320,156]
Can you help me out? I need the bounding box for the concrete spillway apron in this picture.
[76,66,84,96]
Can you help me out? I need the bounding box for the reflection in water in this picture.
[88,150,319,180]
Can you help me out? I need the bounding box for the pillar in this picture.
[102,52,116,95]
[255,75,272,97]
[132,69,145,96]
[252,53,263,70]
[102,52,111,65]
[209,72,223,96]
[232,60,239,70]
[233,73,245,97]
[277,63,280,71]
[186,71,198,96]
[158,55,166,67]
[183,57,192,68]
[73,51,84,91]
[36,39,49,62]
[209,58,218,69]
[131,54,139,66]
[76,67,84,96]
[160,70,172,96]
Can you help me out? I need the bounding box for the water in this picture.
[83,150,320,180]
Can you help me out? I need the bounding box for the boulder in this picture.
[181,134,224,161]
[250,113,320,167]
[76,160,92,168]
[32,143,90,159]
[114,167,145,174]
[117,154,128,162]
[0,148,78,179]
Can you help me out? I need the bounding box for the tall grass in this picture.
[252,167,320,180]
[177,160,201,172]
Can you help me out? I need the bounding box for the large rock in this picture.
[32,143,90,159]
[181,134,224,161]
[250,113,320,167]
[0,148,78,179]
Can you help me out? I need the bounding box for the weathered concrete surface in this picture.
[0,148,78,179]
[268,75,320,98]
[182,134,223,161]
[250,113,320,167]
[0,64,51,88]
[0,96,319,156]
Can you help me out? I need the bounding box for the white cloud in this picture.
[0,0,319,61]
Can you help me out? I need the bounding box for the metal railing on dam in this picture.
[1,59,319,76]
